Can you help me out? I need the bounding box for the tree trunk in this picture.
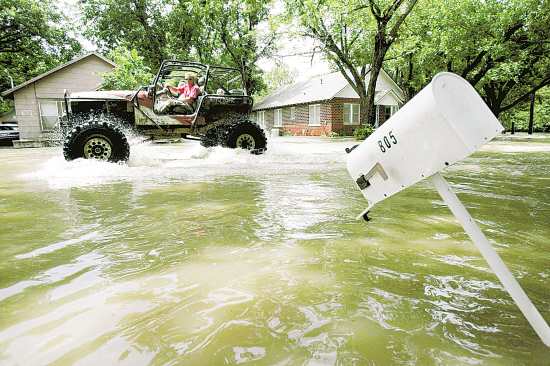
[365,64,381,126]
[365,27,389,126]
[528,93,535,135]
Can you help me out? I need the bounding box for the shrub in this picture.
[353,124,373,140]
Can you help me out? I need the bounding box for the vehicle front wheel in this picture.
[221,120,267,154]
[63,120,130,162]
[200,126,221,148]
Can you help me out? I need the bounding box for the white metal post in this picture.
[429,172,550,346]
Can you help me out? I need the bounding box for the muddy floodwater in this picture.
[1,134,549,365]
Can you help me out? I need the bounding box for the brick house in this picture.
[1,52,117,146]
[253,68,405,136]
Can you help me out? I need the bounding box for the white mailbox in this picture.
[347,72,503,217]
[346,73,550,347]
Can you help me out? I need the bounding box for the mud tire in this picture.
[220,120,267,154]
[200,126,221,148]
[63,120,130,162]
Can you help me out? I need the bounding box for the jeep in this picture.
[62,60,267,162]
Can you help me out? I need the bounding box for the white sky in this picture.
[262,0,332,80]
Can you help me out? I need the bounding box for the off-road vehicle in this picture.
[62,60,267,162]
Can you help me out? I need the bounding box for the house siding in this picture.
[33,57,112,99]
[14,86,40,139]
[257,98,397,136]
[263,103,331,136]
[11,54,115,141]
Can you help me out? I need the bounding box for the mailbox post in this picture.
[346,72,550,346]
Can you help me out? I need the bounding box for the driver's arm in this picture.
[165,84,180,97]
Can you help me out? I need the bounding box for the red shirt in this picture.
[176,83,200,104]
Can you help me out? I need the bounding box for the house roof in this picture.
[374,89,402,104]
[253,71,349,110]
[253,68,405,111]
[1,52,117,98]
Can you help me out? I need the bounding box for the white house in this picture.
[1,52,117,147]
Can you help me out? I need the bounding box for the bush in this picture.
[94,47,153,91]
[353,124,373,140]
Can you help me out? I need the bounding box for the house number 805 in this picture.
[378,131,397,153]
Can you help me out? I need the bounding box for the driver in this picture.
[158,72,201,114]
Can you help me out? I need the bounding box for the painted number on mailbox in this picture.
[378,131,397,153]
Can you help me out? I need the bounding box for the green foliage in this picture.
[0,0,82,71]
[387,0,550,118]
[94,47,153,90]
[172,0,276,94]
[283,0,417,125]
[78,0,169,69]
[0,0,82,115]
[353,124,373,140]
[328,130,345,138]
[78,0,277,95]
[500,87,550,132]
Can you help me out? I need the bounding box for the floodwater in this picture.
[0,134,549,365]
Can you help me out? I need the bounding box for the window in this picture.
[309,104,320,126]
[385,105,398,121]
[290,107,296,120]
[385,106,392,121]
[39,100,65,131]
[343,103,360,125]
[274,109,282,127]
[257,111,265,125]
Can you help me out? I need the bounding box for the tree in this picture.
[94,47,153,90]
[285,0,417,126]
[390,0,550,119]
[78,0,277,95]
[0,0,82,113]
[78,0,169,69]
[0,0,82,79]
[500,87,550,132]
[175,0,276,94]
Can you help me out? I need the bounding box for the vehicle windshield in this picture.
[0,125,17,131]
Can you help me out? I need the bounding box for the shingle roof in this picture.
[253,68,406,111]
[253,71,350,110]
[1,52,117,98]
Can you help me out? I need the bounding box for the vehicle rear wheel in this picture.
[221,120,267,154]
[63,120,130,162]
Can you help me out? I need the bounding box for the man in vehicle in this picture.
[158,72,201,114]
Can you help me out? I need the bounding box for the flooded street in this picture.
[1,135,549,365]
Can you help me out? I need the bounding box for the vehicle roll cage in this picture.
[152,60,247,96]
